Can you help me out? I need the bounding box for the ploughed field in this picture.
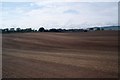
[2,31,118,78]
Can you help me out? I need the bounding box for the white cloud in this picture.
[1,2,118,29]
[1,0,120,2]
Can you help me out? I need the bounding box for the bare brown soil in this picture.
[2,31,118,78]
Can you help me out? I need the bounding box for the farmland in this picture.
[2,31,118,78]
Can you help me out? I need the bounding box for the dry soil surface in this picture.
[2,31,118,78]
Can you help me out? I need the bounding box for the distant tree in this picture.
[0,29,2,33]
[16,28,21,32]
[62,29,66,32]
[57,29,63,32]
[25,28,32,32]
[49,28,58,32]
[2,28,9,33]
[89,28,93,31]
[96,28,100,31]
[32,29,37,32]
[10,28,15,32]
[84,30,88,32]
[35,30,37,32]
[44,29,49,32]
[39,27,45,32]
[101,28,104,30]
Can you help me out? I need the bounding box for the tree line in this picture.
[0,27,102,33]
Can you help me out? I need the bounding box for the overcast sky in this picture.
[0,1,118,29]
